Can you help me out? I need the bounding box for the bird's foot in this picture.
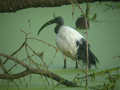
[63,56,67,69]
[63,64,67,69]
[75,60,78,69]
[75,64,78,69]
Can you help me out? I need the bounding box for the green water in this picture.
[0,2,120,90]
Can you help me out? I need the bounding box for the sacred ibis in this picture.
[37,16,99,68]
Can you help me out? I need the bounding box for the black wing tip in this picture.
[89,56,99,68]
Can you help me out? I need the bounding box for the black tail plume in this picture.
[87,48,99,68]
[77,39,99,68]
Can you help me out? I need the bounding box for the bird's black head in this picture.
[37,16,64,35]
[54,16,64,25]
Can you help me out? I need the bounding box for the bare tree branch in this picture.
[0,53,78,87]
[0,0,119,13]
[0,69,30,79]
[0,53,30,69]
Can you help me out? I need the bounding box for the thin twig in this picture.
[75,67,120,80]
[85,21,89,88]
[25,43,52,85]
[7,63,17,73]
[24,42,33,86]
[69,0,75,18]
[27,37,58,50]
[0,57,8,74]
[23,31,50,85]
[0,53,31,69]
[85,3,89,89]
[27,44,48,69]
[25,43,42,69]
[27,37,59,58]
[7,53,37,73]
[3,40,26,64]
[74,0,85,15]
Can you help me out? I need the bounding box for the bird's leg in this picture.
[75,60,78,68]
[63,55,67,69]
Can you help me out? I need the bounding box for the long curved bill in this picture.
[37,19,56,35]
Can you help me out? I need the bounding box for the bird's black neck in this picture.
[54,24,62,34]
[53,16,64,34]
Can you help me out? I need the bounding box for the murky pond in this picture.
[0,1,120,90]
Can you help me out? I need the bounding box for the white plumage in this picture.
[56,26,83,60]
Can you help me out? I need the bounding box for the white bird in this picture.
[37,16,99,68]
